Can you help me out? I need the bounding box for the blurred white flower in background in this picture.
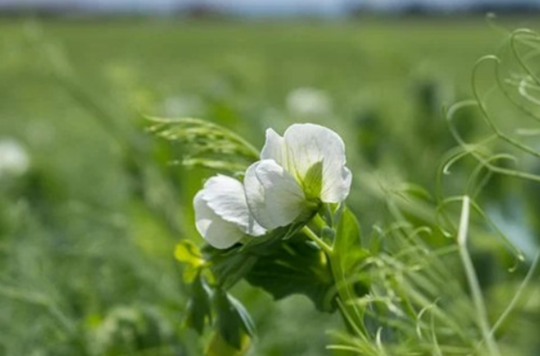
[286,87,332,116]
[0,138,30,179]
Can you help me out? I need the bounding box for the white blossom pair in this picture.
[194,123,352,249]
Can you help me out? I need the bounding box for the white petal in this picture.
[244,159,307,230]
[194,191,245,249]
[283,123,351,203]
[320,166,352,203]
[260,128,287,167]
[201,175,266,236]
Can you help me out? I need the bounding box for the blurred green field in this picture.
[1,17,539,355]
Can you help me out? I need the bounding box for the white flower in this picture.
[244,123,351,230]
[0,139,30,179]
[194,175,266,249]
[287,88,332,117]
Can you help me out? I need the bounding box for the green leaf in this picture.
[175,240,205,283]
[228,295,256,337]
[204,222,306,290]
[205,330,251,356]
[184,275,212,334]
[175,240,203,265]
[207,251,259,290]
[244,237,336,312]
[334,207,369,275]
[331,207,370,330]
[213,289,255,350]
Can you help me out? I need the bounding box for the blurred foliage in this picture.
[0,17,539,356]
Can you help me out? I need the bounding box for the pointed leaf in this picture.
[205,331,251,356]
[213,289,255,350]
[184,276,213,334]
[245,238,336,312]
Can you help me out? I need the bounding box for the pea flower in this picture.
[244,123,351,229]
[287,87,332,117]
[0,139,30,179]
[194,175,266,249]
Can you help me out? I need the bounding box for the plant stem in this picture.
[457,196,501,356]
[302,226,333,255]
[303,224,368,338]
[490,250,540,337]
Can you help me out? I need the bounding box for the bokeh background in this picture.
[1,1,540,355]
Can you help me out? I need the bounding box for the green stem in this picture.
[490,251,540,337]
[457,196,501,356]
[303,225,367,337]
[302,226,333,255]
